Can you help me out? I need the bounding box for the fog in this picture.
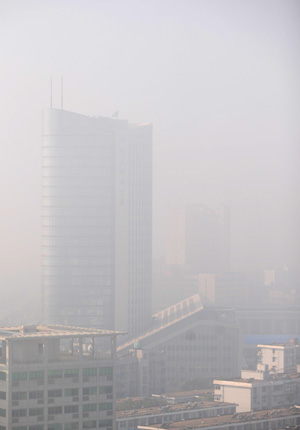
[0,0,299,318]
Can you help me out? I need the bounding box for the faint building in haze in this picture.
[166,205,230,274]
[42,108,152,336]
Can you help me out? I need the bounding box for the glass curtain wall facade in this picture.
[42,109,152,334]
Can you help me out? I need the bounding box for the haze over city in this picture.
[0,2,300,429]
[0,0,299,315]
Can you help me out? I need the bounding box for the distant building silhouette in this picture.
[42,109,152,335]
[166,204,230,274]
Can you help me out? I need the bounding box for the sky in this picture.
[0,0,299,309]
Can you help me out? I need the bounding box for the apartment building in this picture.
[257,342,298,374]
[213,373,300,413]
[0,325,122,430]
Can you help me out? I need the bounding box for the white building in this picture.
[0,324,122,430]
[214,374,300,413]
[257,342,298,374]
[42,109,152,336]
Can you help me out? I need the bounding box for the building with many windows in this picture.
[116,294,242,397]
[42,108,152,336]
[0,324,122,430]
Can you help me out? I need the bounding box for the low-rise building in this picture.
[117,401,236,430]
[257,342,298,374]
[213,373,300,413]
[0,324,122,430]
[137,407,300,430]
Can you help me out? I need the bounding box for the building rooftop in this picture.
[0,324,124,341]
[214,373,300,386]
[163,390,213,399]
[117,401,235,419]
[139,407,300,430]
[118,294,203,352]
[257,341,298,349]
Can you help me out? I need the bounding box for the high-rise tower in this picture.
[42,109,152,336]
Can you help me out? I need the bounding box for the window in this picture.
[29,426,44,430]
[83,387,97,396]
[99,419,113,428]
[29,370,44,380]
[48,406,62,415]
[64,424,79,430]
[12,372,27,381]
[12,392,27,400]
[82,422,97,429]
[29,408,43,416]
[83,404,97,412]
[0,392,6,400]
[64,405,78,414]
[64,388,78,397]
[12,409,26,417]
[48,425,62,430]
[98,402,112,411]
[0,372,6,381]
[29,390,43,399]
[48,389,62,398]
[83,368,97,377]
[99,386,113,394]
[99,367,112,375]
[64,369,79,378]
[0,409,6,417]
[48,369,62,379]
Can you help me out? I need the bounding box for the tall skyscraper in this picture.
[42,109,152,336]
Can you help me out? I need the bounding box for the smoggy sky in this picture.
[0,0,299,306]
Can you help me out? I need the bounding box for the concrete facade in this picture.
[117,295,242,397]
[214,374,300,413]
[0,325,122,430]
[257,343,297,374]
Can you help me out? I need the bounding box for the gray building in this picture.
[137,407,300,430]
[42,109,152,336]
[116,294,242,397]
[117,401,236,430]
[0,324,122,430]
[166,205,230,275]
